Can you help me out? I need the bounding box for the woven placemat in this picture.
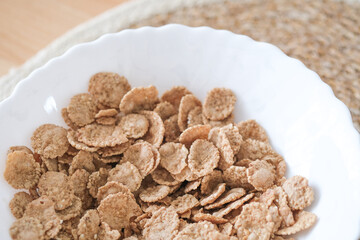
[1,0,359,131]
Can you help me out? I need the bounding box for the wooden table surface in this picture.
[0,0,128,77]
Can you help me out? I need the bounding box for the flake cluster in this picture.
[4,72,316,240]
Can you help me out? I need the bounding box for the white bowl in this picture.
[0,24,359,239]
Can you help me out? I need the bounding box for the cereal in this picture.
[276,211,317,235]
[98,222,121,240]
[10,217,44,240]
[121,142,155,177]
[237,119,269,142]
[199,171,223,196]
[77,124,128,147]
[56,196,82,221]
[108,162,142,192]
[89,72,131,108]
[179,124,211,148]
[203,88,236,121]
[184,178,202,193]
[154,101,177,120]
[164,114,181,142]
[247,160,276,191]
[151,166,180,186]
[213,193,255,218]
[234,202,274,239]
[4,151,41,189]
[159,142,188,175]
[67,93,97,127]
[24,196,61,238]
[205,188,246,210]
[187,106,203,128]
[223,166,253,190]
[4,76,317,238]
[69,150,96,175]
[188,139,219,177]
[31,124,69,159]
[118,114,149,139]
[9,192,34,219]
[221,124,243,155]
[203,113,235,128]
[98,192,142,230]
[88,168,109,198]
[139,110,165,148]
[95,109,118,118]
[208,127,235,170]
[200,183,226,206]
[97,181,134,203]
[67,130,99,152]
[98,140,132,157]
[120,86,159,113]
[143,207,180,240]
[161,86,192,109]
[38,171,75,210]
[77,209,100,240]
[192,213,228,224]
[282,176,314,210]
[139,185,171,202]
[70,169,93,210]
[171,194,200,214]
[178,94,202,131]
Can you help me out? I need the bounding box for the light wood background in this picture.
[0,0,128,77]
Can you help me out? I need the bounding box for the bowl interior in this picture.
[0,25,359,239]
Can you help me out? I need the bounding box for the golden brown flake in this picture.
[67,130,99,152]
[119,113,149,138]
[205,188,246,210]
[282,176,314,210]
[203,88,236,121]
[159,142,188,175]
[234,202,274,239]
[38,171,75,210]
[237,119,269,142]
[67,93,97,127]
[187,106,203,128]
[151,166,180,186]
[200,183,226,206]
[184,179,202,193]
[143,207,180,240]
[179,124,211,148]
[200,170,223,195]
[174,221,221,240]
[98,140,132,157]
[70,169,93,210]
[108,162,142,192]
[56,196,82,220]
[61,107,78,130]
[89,72,131,108]
[98,192,142,230]
[31,124,69,158]
[69,150,96,175]
[77,124,128,148]
[139,110,165,148]
[87,168,109,198]
[97,181,134,203]
[223,166,253,190]
[213,193,255,218]
[221,124,243,155]
[236,138,273,161]
[98,221,121,240]
[95,109,118,118]
[43,158,58,172]
[77,209,100,240]
[161,86,192,109]
[10,217,44,240]
[121,142,155,177]
[24,196,61,238]
[120,86,159,113]
[154,101,177,120]
[171,194,200,214]
[178,94,202,131]
[139,185,171,202]
[4,151,41,189]
[9,192,33,219]
[188,139,219,177]
[208,127,235,170]
[247,160,276,191]
[96,117,117,125]
[164,114,181,142]
[203,113,235,128]
[8,146,33,155]
[276,211,317,235]
[192,213,228,224]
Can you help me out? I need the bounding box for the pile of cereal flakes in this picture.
[4,72,316,240]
